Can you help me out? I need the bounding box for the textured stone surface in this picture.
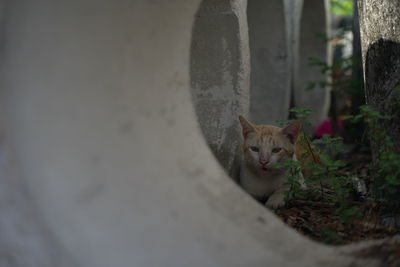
[191,0,250,181]
[358,0,400,155]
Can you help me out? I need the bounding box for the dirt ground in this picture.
[275,150,399,245]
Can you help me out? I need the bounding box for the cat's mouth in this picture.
[261,166,269,172]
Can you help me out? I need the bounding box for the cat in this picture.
[239,115,310,208]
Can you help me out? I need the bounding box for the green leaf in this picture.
[331,0,354,17]
[289,107,315,119]
[385,175,400,185]
[275,119,294,126]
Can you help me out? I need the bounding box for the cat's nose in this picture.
[259,159,269,165]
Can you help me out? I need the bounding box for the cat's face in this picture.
[239,115,300,175]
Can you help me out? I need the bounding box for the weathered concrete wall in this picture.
[358,0,400,156]
[0,0,374,266]
[247,0,290,125]
[294,0,332,128]
[191,0,250,180]
[248,0,329,129]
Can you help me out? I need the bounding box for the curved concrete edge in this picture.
[0,0,376,266]
[0,1,73,266]
[295,0,332,129]
[0,141,75,267]
[248,0,291,125]
[190,0,250,181]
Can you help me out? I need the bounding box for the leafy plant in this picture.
[321,227,343,244]
[277,158,304,201]
[277,108,362,224]
[352,104,400,214]
[331,0,354,17]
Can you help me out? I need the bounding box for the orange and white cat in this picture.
[239,115,306,208]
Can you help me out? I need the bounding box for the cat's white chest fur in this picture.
[239,161,287,207]
[239,154,304,208]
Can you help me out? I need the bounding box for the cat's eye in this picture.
[250,146,259,152]
[272,147,282,153]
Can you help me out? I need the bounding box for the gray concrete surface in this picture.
[0,140,74,267]
[247,0,291,125]
[294,0,332,128]
[358,0,400,156]
[191,0,250,181]
[0,0,382,266]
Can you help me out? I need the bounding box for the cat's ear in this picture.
[239,115,256,138]
[281,120,301,144]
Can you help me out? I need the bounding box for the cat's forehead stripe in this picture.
[256,126,281,145]
[260,136,279,146]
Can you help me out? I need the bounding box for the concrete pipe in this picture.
[247,0,291,125]
[191,0,250,181]
[294,0,332,128]
[0,0,366,266]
